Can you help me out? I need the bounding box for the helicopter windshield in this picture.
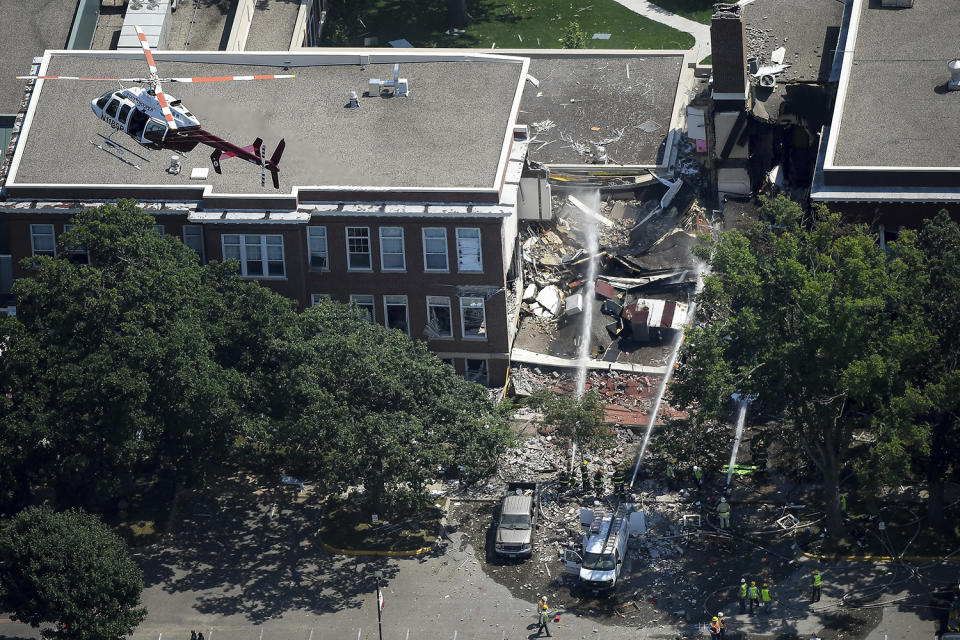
[96,91,113,110]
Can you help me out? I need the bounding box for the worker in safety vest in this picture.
[738,578,747,613]
[708,616,720,638]
[811,569,822,602]
[761,583,772,613]
[749,581,760,614]
[717,497,731,529]
[693,465,703,488]
[717,612,726,639]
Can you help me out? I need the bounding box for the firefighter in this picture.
[593,466,604,495]
[580,460,591,492]
[666,459,676,489]
[613,467,627,496]
[717,496,731,529]
[752,438,768,473]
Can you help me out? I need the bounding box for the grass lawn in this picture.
[334,0,694,50]
[648,0,713,24]
[320,499,442,552]
[699,54,711,65]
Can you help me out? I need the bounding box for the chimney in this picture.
[710,3,749,104]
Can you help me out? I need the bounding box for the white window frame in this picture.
[62,224,90,265]
[465,358,489,385]
[349,294,376,322]
[221,234,286,278]
[30,224,56,257]
[460,296,487,340]
[425,295,453,339]
[311,293,330,306]
[182,225,205,262]
[456,227,483,272]
[422,227,449,272]
[379,226,406,271]
[307,226,329,271]
[346,227,372,271]
[383,295,410,335]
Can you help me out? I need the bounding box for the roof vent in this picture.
[949,59,960,91]
[368,64,409,97]
[346,90,360,108]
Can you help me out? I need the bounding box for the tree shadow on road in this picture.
[135,470,399,622]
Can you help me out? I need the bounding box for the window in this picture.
[456,228,482,272]
[423,228,448,271]
[307,227,328,270]
[465,359,489,385]
[96,92,112,109]
[30,224,55,257]
[350,294,375,322]
[384,295,409,335]
[311,293,330,306]
[222,234,285,278]
[105,98,120,119]
[425,296,453,339]
[460,297,487,339]
[182,225,205,262]
[153,225,165,236]
[0,256,13,296]
[63,224,89,265]
[379,227,405,271]
[118,103,132,125]
[346,227,371,270]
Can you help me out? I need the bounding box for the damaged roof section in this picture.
[519,54,684,166]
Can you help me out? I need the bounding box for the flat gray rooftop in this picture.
[0,0,77,113]
[10,53,523,194]
[744,0,844,85]
[518,54,683,166]
[832,0,960,168]
[245,0,301,51]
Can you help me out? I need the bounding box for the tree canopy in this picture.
[529,388,611,459]
[0,506,147,640]
[0,200,512,514]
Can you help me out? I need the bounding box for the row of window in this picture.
[308,226,483,273]
[32,225,483,279]
[311,293,487,340]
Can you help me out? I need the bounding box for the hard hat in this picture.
[814,569,820,573]
[741,578,746,583]
[670,459,676,463]
[763,583,769,587]
[720,497,727,502]
[717,612,724,618]
[712,616,718,622]
[582,460,588,466]
[751,581,756,585]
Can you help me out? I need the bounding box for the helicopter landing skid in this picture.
[89,131,152,171]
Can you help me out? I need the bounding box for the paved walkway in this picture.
[611,0,711,60]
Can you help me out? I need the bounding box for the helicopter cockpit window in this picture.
[96,92,112,109]
[104,98,120,119]
[143,119,167,142]
[118,103,132,125]
[128,109,149,139]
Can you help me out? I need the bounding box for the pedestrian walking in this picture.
[761,583,772,614]
[536,602,552,637]
[811,569,822,602]
[693,465,703,488]
[191,632,197,640]
[738,578,747,614]
[717,497,731,529]
[708,616,720,638]
[749,581,760,614]
[717,612,726,639]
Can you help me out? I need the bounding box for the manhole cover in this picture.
[637,119,661,133]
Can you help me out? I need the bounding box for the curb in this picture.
[801,551,960,563]
[322,542,434,557]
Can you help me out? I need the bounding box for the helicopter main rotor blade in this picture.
[134,25,160,77]
[161,74,296,83]
[16,75,148,82]
[153,80,178,131]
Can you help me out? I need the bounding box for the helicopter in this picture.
[17,26,295,188]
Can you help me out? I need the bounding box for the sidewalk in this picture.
[609,0,711,61]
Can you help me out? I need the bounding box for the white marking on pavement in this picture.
[259,627,264,640]
[357,628,361,640]
[308,628,313,640]
[453,631,457,640]
[405,630,410,640]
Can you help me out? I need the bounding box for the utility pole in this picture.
[375,570,384,640]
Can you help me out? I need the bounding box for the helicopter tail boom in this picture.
[193,129,284,187]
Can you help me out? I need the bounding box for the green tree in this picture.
[529,389,611,460]
[0,506,146,640]
[561,21,587,49]
[262,299,513,511]
[672,196,897,531]
[0,201,256,508]
[863,212,960,524]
